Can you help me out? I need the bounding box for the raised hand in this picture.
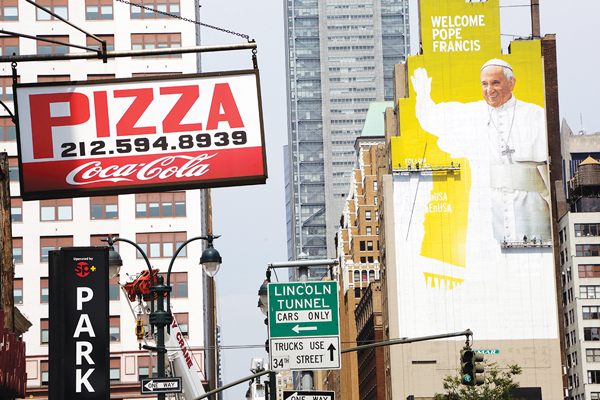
[410,67,432,99]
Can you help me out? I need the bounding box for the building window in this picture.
[590,371,600,384]
[360,257,366,263]
[588,349,600,363]
[373,181,377,191]
[0,77,15,102]
[13,277,22,304]
[354,287,360,298]
[90,196,118,219]
[41,361,49,386]
[585,327,600,341]
[367,241,373,251]
[13,237,22,263]
[584,306,600,320]
[40,236,73,262]
[369,270,375,281]
[359,241,366,251]
[36,0,68,20]
[174,313,188,337]
[362,270,367,282]
[135,232,187,258]
[0,117,16,142]
[138,356,157,380]
[593,393,600,400]
[37,35,69,54]
[41,319,49,344]
[109,276,120,300]
[579,265,600,278]
[8,157,18,182]
[41,278,49,303]
[160,272,187,298]
[581,286,600,299]
[110,358,120,381]
[354,270,360,282]
[366,226,372,235]
[110,316,120,342]
[136,192,186,218]
[365,210,371,221]
[577,244,600,257]
[37,75,70,82]
[576,223,600,237]
[131,0,179,19]
[11,197,21,222]
[40,199,72,221]
[0,0,18,21]
[86,34,114,52]
[131,33,181,57]
[86,0,112,19]
[90,234,119,251]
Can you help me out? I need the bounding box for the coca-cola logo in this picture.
[65,154,218,185]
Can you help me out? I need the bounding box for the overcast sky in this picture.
[198,1,600,398]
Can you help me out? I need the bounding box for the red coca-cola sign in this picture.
[14,70,267,200]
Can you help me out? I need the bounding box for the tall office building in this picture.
[558,121,600,400]
[2,1,211,397]
[284,0,410,275]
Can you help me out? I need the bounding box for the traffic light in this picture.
[460,349,485,386]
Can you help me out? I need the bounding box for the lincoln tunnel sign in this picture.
[268,281,341,371]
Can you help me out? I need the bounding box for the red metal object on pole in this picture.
[0,309,27,398]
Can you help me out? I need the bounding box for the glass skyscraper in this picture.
[284,0,410,277]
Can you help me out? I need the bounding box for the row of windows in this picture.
[10,192,186,222]
[0,32,181,61]
[12,232,189,264]
[575,223,600,237]
[14,272,188,305]
[576,244,600,257]
[0,0,180,22]
[330,97,376,103]
[328,45,374,51]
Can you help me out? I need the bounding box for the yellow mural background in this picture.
[391,0,546,269]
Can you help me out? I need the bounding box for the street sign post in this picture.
[268,281,340,371]
[140,377,183,395]
[283,390,335,400]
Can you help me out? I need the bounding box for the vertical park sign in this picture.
[268,281,340,371]
[49,247,109,400]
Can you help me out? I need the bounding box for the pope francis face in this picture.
[480,65,516,108]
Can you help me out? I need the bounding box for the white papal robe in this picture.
[414,92,551,243]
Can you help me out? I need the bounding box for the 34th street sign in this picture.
[268,281,340,371]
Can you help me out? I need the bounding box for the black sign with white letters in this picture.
[49,247,110,400]
[283,390,335,400]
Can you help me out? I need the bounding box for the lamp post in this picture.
[103,234,221,400]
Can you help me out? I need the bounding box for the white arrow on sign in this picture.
[144,380,179,391]
[292,325,317,334]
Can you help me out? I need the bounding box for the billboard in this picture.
[391,0,557,340]
[15,70,267,200]
[49,247,109,400]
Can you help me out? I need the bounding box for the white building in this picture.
[3,1,211,398]
[559,121,600,400]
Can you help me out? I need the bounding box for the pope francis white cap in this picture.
[481,58,513,71]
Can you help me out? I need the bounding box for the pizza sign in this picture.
[14,70,267,200]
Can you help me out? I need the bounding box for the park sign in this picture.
[14,70,267,200]
[268,281,341,371]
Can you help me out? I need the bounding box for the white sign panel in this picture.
[269,336,341,371]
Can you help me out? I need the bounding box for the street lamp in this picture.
[102,233,221,400]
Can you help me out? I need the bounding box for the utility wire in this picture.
[115,0,251,41]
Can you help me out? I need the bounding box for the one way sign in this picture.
[140,377,182,394]
[283,390,335,400]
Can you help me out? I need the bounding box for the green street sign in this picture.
[268,281,339,339]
